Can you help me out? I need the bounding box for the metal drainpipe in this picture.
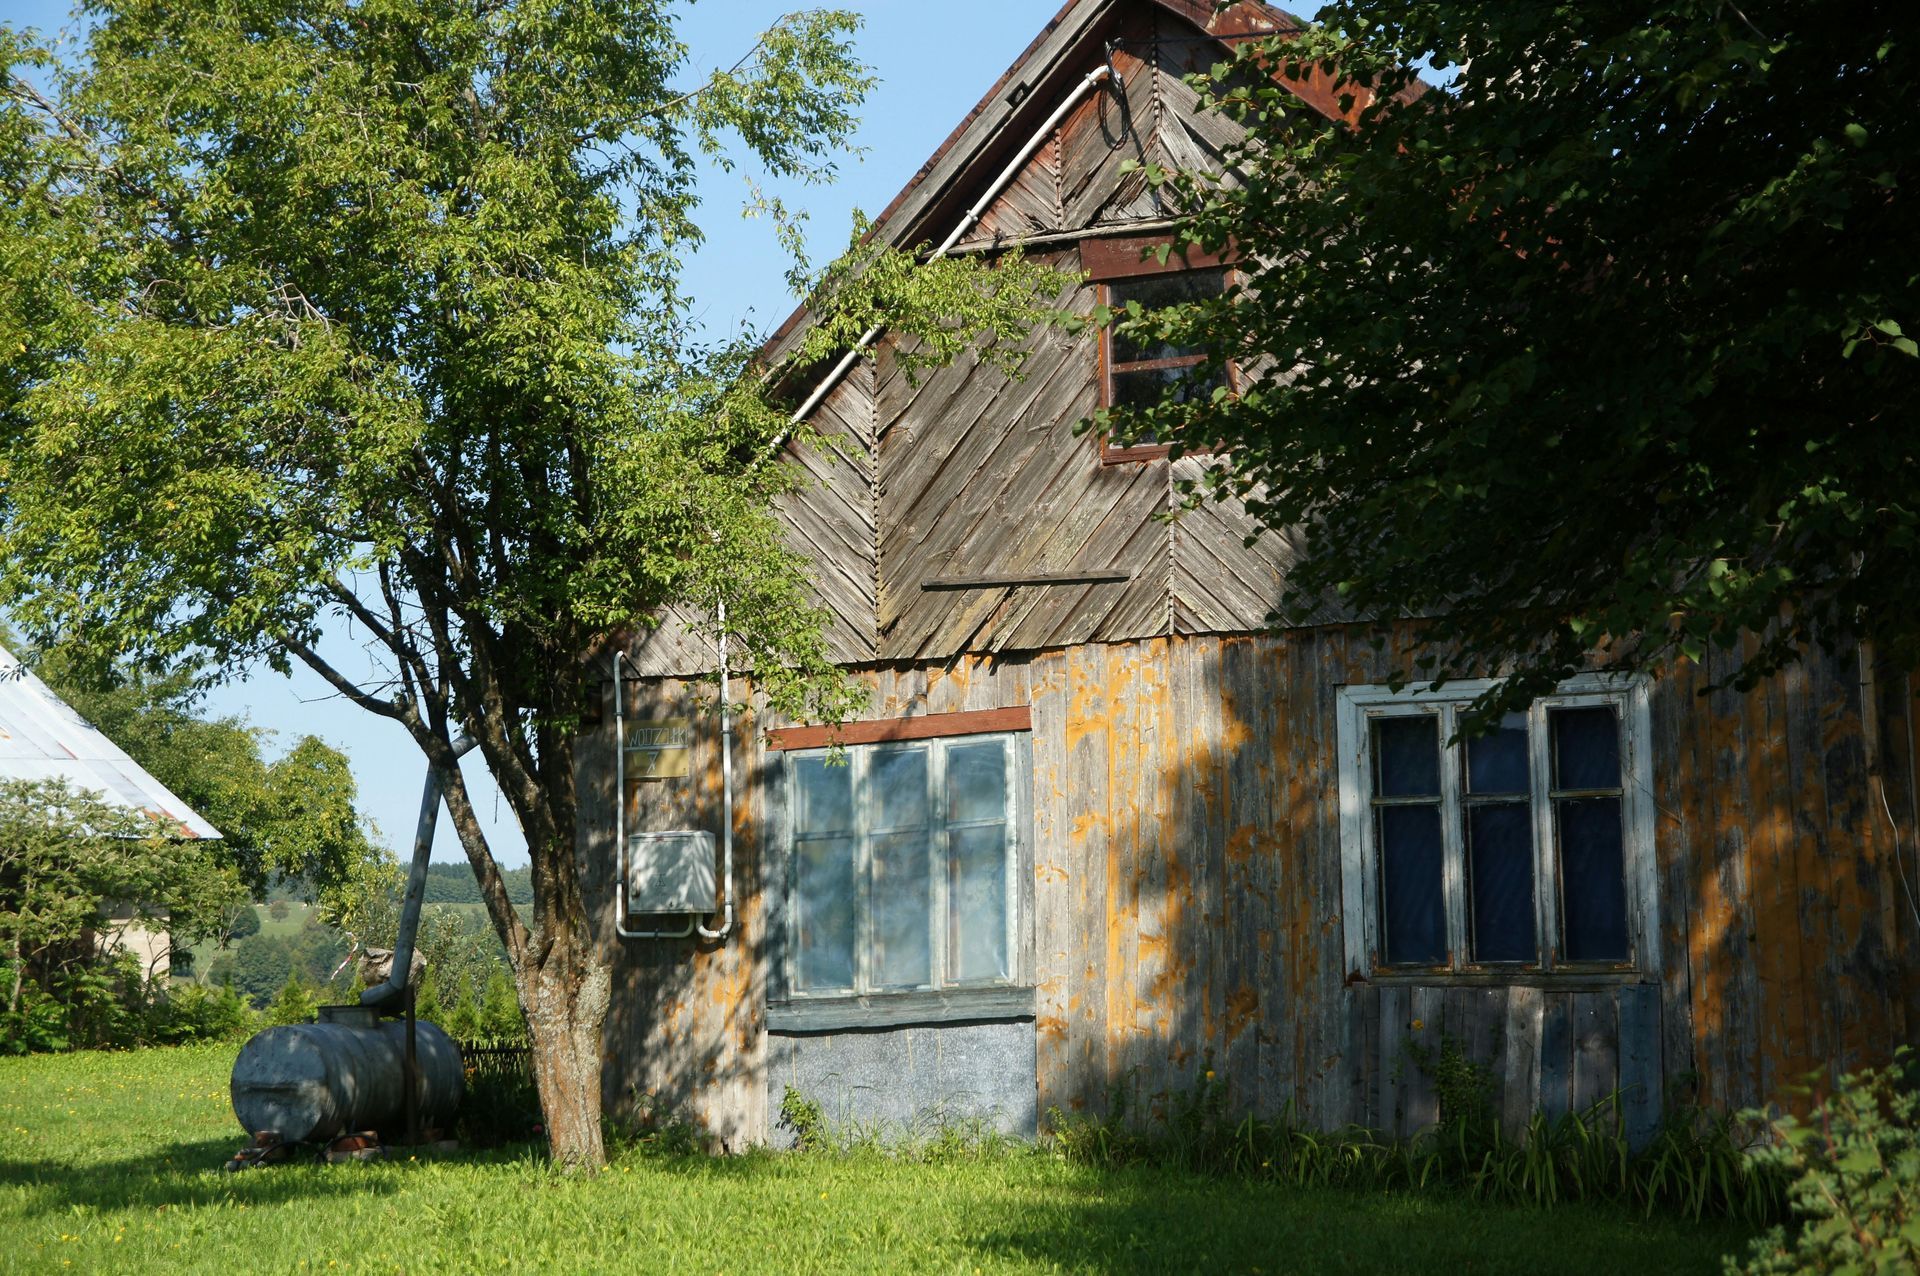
[697,602,734,940]
[362,732,478,1012]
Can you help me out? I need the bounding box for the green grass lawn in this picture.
[0,1044,1757,1275]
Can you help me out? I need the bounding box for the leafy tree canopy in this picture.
[19,640,388,929]
[0,1,1065,1166]
[1114,0,1917,715]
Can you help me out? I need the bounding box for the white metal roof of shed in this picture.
[0,642,220,839]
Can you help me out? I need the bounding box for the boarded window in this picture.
[1338,681,1651,976]
[785,734,1021,997]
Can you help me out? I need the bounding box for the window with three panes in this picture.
[1341,683,1648,974]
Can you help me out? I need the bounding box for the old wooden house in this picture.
[582,0,1919,1149]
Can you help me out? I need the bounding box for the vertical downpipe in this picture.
[699,602,734,941]
[362,733,478,1012]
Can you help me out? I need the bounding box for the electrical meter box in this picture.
[625,830,717,914]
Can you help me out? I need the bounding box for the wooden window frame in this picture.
[766,729,1037,1030]
[1084,235,1237,465]
[766,706,1030,752]
[1333,675,1659,984]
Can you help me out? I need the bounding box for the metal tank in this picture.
[230,1007,464,1143]
[231,735,477,1147]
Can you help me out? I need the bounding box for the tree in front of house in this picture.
[0,1,1062,1167]
[0,778,246,1052]
[1110,0,1918,713]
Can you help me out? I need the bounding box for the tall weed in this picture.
[1045,1070,1786,1226]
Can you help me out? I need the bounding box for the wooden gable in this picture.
[625,0,1339,677]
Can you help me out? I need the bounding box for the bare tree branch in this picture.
[279,631,415,726]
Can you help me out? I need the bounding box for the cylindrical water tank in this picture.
[230,1017,464,1143]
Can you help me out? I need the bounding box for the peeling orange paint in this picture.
[604,626,1905,1142]
[1225,984,1260,1043]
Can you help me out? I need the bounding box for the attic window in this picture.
[1084,236,1233,465]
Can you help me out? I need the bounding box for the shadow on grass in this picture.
[960,1168,1755,1276]
[0,1132,790,1221]
[0,1136,550,1217]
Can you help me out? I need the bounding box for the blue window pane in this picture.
[1373,715,1439,798]
[946,742,1009,825]
[949,824,1010,983]
[1558,797,1628,961]
[870,830,932,988]
[1468,803,1536,962]
[793,757,853,834]
[1378,805,1445,964]
[1467,712,1530,795]
[794,835,856,991]
[870,747,929,831]
[1552,707,1621,791]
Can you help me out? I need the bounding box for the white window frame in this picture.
[1335,675,1658,979]
[781,732,1025,1000]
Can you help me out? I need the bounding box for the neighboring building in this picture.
[584,0,1917,1148]
[0,641,220,977]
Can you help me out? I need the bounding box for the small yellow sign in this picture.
[625,718,693,780]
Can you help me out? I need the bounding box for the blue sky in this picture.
[0,1,1058,865]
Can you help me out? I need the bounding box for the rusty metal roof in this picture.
[0,642,221,839]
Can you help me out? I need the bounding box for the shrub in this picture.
[261,975,319,1027]
[146,981,254,1044]
[778,1085,828,1153]
[441,984,481,1042]
[0,960,73,1053]
[4,955,257,1052]
[480,970,527,1044]
[1732,1051,1920,1274]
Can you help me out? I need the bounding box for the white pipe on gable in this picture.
[780,62,1116,433]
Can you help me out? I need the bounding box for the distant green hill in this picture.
[423,862,533,905]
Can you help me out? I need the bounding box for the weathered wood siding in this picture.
[587,630,1917,1142]
[874,265,1172,659]
[632,10,1307,674]
[624,363,878,678]
[584,674,767,1149]
[591,0,1912,1145]
[874,14,1303,660]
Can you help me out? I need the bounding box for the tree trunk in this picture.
[519,928,612,1170]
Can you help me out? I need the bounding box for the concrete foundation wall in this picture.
[765,1019,1037,1147]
